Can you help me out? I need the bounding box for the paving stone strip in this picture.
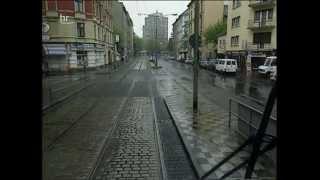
[92,97,161,180]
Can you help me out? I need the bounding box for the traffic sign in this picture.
[42,23,50,33]
[189,34,201,48]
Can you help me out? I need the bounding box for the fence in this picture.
[229,98,277,164]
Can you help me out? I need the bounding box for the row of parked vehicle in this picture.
[167,56,277,80]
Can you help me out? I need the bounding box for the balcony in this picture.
[247,19,276,30]
[246,42,273,51]
[248,0,275,9]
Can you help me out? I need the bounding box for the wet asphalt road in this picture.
[159,58,276,116]
[43,56,276,180]
[43,57,197,180]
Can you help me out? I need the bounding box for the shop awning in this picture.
[44,44,66,55]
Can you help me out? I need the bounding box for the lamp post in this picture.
[138,12,177,68]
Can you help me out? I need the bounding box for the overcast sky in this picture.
[120,1,190,38]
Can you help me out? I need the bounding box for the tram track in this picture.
[43,59,137,153]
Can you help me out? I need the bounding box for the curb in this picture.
[162,97,201,179]
[151,97,168,180]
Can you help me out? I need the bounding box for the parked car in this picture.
[215,59,238,73]
[258,56,277,77]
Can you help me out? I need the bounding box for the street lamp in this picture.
[138,12,177,68]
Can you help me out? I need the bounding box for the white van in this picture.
[215,59,238,73]
[258,56,277,76]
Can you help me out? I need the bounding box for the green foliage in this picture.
[133,35,144,54]
[144,39,161,54]
[204,20,227,45]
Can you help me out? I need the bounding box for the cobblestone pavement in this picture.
[155,59,276,179]
[91,57,196,180]
[92,97,161,180]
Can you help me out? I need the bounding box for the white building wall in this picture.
[69,52,78,69]
[87,51,96,67]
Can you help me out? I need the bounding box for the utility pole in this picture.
[193,0,200,127]
[154,15,158,68]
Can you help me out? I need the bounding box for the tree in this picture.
[204,20,227,45]
[133,35,144,56]
[144,39,160,55]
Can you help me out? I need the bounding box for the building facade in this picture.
[225,0,277,72]
[187,0,224,60]
[42,0,114,72]
[217,34,227,57]
[172,9,189,60]
[143,11,168,50]
[112,1,134,60]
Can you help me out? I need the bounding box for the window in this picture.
[227,61,231,65]
[232,0,241,9]
[268,9,273,20]
[77,51,87,66]
[231,36,239,47]
[77,23,85,37]
[94,25,96,39]
[253,32,271,44]
[75,0,84,12]
[254,11,261,22]
[232,61,236,65]
[99,5,102,20]
[254,9,273,22]
[232,16,240,28]
[98,27,100,40]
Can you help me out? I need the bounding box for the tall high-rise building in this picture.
[142,11,168,49]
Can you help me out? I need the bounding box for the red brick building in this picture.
[42,0,114,72]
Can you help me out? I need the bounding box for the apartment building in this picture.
[225,0,277,72]
[172,9,189,60]
[42,0,114,72]
[143,11,169,51]
[187,0,224,60]
[217,33,227,57]
[112,1,134,59]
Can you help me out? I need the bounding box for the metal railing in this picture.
[249,0,275,7]
[248,19,276,29]
[229,98,276,138]
[246,42,273,50]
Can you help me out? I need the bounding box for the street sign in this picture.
[42,23,50,33]
[189,34,201,48]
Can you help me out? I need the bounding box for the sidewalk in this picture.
[160,78,276,179]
